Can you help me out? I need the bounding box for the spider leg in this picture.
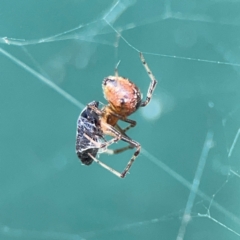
[111,124,134,154]
[102,124,134,155]
[120,138,141,178]
[88,137,140,179]
[98,122,141,178]
[139,52,158,107]
[88,153,123,178]
[87,104,103,115]
[114,59,122,79]
[84,126,132,155]
[84,133,120,150]
[121,122,136,133]
[105,145,134,155]
[110,113,137,132]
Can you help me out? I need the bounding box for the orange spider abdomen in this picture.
[102,76,142,116]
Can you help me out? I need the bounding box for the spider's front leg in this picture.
[139,52,158,107]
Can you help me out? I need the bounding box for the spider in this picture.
[84,52,158,178]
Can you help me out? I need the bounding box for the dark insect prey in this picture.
[75,101,103,165]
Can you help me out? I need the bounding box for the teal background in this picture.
[0,0,240,239]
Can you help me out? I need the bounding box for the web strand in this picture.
[1,3,240,67]
[176,130,214,240]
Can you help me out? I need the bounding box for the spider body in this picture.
[76,101,103,165]
[103,76,142,117]
[83,53,158,178]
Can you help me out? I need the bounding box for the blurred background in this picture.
[0,0,240,239]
